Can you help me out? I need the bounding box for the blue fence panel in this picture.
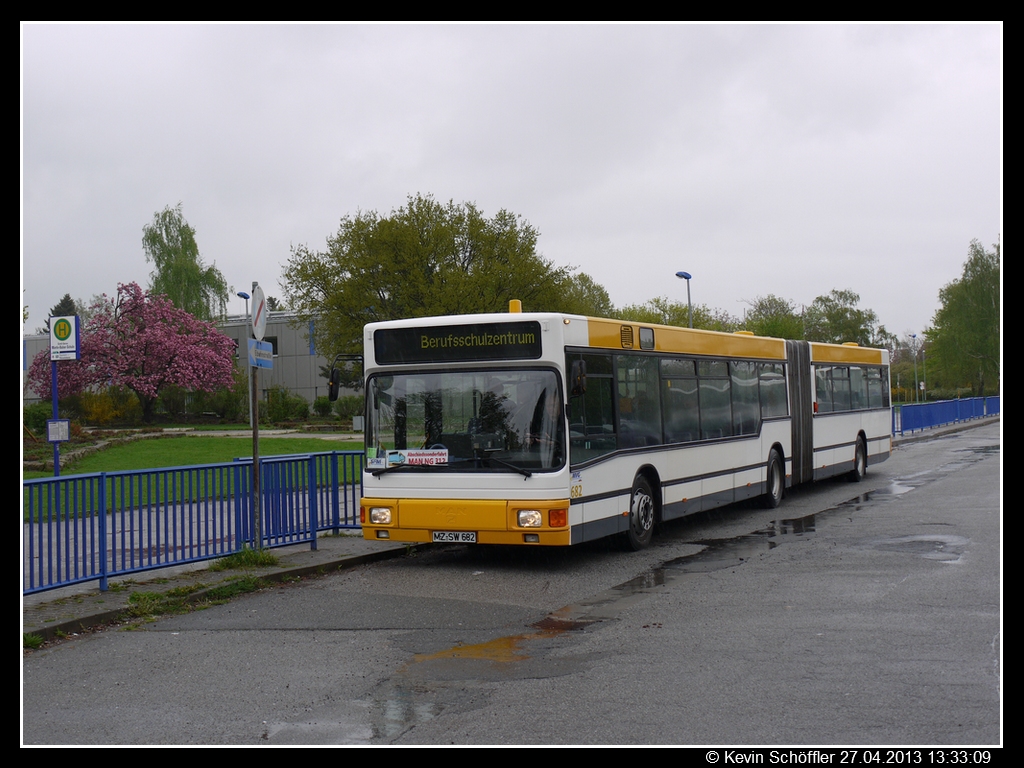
[261,456,314,547]
[24,473,106,593]
[896,397,997,435]
[24,450,365,595]
[338,451,364,529]
[244,450,363,533]
[117,465,231,574]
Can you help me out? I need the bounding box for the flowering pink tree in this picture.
[26,350,96,402]
[27,283,238,423]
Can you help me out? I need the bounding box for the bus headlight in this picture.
[518,509,542,528]
[369,507,393,525]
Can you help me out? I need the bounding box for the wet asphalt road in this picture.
[22,423,1001,745]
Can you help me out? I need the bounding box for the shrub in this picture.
[334,395,363,421]
[24,402,51,435]
[265,386,309,423]
[158,385,189,419]
[80,386,142,426]
[191,364,247,422]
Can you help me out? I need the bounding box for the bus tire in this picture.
[625,476,655,551]
[849,438,867,482]
[764,449,784,509]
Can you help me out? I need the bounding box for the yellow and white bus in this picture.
[356,304,891,549]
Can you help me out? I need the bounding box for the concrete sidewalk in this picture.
[23,416,999,646]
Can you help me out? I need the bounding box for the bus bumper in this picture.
[360,497,572,546]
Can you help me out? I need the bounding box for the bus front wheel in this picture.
[849,438,867,482]
[625,476,655,550]
[763,450,784,509]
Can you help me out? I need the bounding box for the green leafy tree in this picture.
[283,194,585,357]
[741,294,804,339]
[36,293,83,334]
[926,239,1000,396]
[803,289,880,346]
[618,297,739,332]
[560,272,615,317]
[50,293,78,317]
[870,324,899,359]
[143,203,229,321]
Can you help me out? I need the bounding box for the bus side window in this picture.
[831,367,852,412]
[730,361,759,436]
[815,367,833,413]
[616,354,661,448]
[567,352,617,463]
[759,363,788,418]
[661,357,698,444]
[699,360,732,439]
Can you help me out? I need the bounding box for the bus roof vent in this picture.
[620,325,634,349]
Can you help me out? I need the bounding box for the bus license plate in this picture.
[432,531,477,543]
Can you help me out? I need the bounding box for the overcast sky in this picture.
[21,24,1001,342]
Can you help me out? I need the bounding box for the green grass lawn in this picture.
[29,435,363,477]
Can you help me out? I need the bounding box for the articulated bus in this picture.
[357,303,891,549]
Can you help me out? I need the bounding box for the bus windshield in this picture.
[366,369,565,471]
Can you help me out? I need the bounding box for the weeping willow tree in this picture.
[143,203,229,321]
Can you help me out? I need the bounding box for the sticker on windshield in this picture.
[387,449,449,466]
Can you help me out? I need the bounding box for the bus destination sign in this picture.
[374,321,543,365]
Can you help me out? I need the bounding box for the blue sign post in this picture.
[48,315,81,476]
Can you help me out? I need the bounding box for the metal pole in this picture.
[675,271,693,328]
[911,334,919,404]
[921,346,926,402]
[51,360,60,476]
[250,283,262,550]
[252,360,261,550]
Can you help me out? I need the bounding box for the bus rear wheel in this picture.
[763,450,784,509]
[624,476,655,550]
[849,437,867,482]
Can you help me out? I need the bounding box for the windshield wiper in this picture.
[480,455,532,478]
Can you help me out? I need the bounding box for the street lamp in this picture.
[921,343,927,402]
[910,334,919,404]
[675,271,693,328]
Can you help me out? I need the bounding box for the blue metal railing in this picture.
[893,396,999,435]
[23,451,364,595]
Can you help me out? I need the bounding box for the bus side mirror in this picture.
[328,367,340,402]
[570,360,587,397]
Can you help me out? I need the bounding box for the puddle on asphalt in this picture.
[956,444,1000,455]
[868,534,969,562]
[374,684,441,741]
[414,633,535,664]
